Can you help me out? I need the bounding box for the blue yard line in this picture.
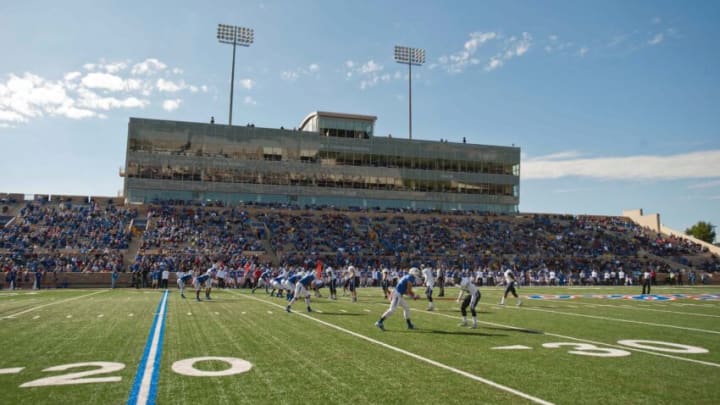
[127,290,169,405]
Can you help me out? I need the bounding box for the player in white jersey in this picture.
[500,268,523,306]
[326,267,338,300]
[202,265,216,300]
[456,277,481,328]
[380,268,391,300]
[422,267,435,311]
[346,266,358,302]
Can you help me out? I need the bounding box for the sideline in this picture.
[235,291,555,405]
[1,290,107,319]
[127,290,169,405]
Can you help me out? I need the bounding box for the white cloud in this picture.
[280,63,319,82]
[243,96,257,105]
[52,104,98,119]
[578,47,589,56]
[64,72,82,82]
[523,150,720,180]
[281,71,299,81]
[438,31,499,73]
[0,109,28,123]
[652,17,662,24]
[131,58,167,75]
[239,78,255,90]
[156,78,183,92]
[75,88,148,110]
[0,58,207,126]
[485,57,503,71]
[162,99,181,111]
[359,60,382,74]
[103,62,127,73]
[344,59,397,90]
[437,31,533,73]
[648,33,664,45]
[81,73,126,91]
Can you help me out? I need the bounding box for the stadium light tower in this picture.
[394,45,425,140]
[217,23,254,126]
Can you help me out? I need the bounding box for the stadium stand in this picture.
[1,195,718,288]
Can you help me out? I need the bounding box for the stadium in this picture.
[1,114,719,403]
[3,9,720,405]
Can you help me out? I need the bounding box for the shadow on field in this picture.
[400,329,506,337]
[482,326,543,334]
[314,312,366,316]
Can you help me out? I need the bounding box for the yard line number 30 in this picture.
[1,340,709,388]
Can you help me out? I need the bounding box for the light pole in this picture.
[394,45,425,140]
[217,24,254,126]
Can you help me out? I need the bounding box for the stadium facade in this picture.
[122,112,520,212]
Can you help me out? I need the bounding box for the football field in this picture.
[1,285,719,404]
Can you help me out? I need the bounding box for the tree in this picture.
[685,221,716,244]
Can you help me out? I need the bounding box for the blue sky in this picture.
[1,0,718,241]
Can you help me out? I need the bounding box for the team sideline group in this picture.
[173,263,523,331]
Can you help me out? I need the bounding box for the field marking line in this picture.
[499,304,720,335]
[549,299,720,319]
[421,309,720,369]
[238,292,554,405]
[127,290,169,405]
[1,290,107,319]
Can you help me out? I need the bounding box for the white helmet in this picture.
[347,265,356,273]
[382,268,389,274]
[409,267,420,278]
[326,266,334,274]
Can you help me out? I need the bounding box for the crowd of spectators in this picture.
[1,198,718,289]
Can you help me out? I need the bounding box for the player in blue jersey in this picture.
[251,268,272,294]
[375,268,421,331]
[193,269,209,301]
[177,270,193,299]
[286,272,315,313]
[270,274,286,298]
[284,272,301,302]
[456,277,481,328]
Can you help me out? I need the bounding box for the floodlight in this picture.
[394,46,425,65]
[394,45,426,140]
[217,24,254,126]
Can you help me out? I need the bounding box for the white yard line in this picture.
[238,292,554,405]
[501,304,720,335]
[421,310,720,368]
[552,300,720,318]
[1,290,107,319]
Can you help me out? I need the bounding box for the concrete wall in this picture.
[624,208,720,256]
[623,209,660,232]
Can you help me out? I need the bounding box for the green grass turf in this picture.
[1,285,719,404]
